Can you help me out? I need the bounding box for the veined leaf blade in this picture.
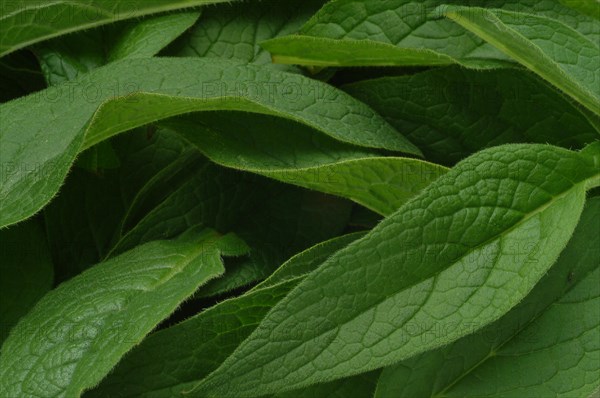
[193,143,600,396]
[0,0,231,57]
[0,229,227,397]
[0,57,418,229]
[375,198,600,398]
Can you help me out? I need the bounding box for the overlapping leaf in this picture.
[166,112,447,215]
[0,57,418,228]
[89,233,364,397]
[0,0,230,57]
[193,143,600,397]
[262,0,599,68]
[375,198,600,398]
[0,228,230,398]
[344,66,599,165]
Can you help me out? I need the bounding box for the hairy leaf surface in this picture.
[167,113,447,215]
[262,0,599,68]
[375,198,600,398]
[194,143,600,396]
[344,66,599,165]
[441,7,600,115]
[0,57,417,228]
[90,233,363,397]
[0,0,230,57]
[0,229,228,398]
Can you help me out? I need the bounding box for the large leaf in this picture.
[0,0,230,57]
[441,7,600,115]
[261,0,599,68]
[193,143,600,397]
[0,228,229,398]
[0,57,418,229]
[375,197,600,398]
[167,112,448,215]
[89,232,363,397]
[344,66,599,165]
[0,219,53,343]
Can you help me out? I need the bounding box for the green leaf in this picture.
[0,57,418,229]
[193,143,600,397]
[89,233,363,398]
[344,66,599,165]
[108,12,200,61]
[441,6,600,115]
[262,0,599,68]
[375,197,600,398]
[276,371,380,398]
[560,0,600,20]
[166,0,324,71]
[0,219,53,343]
[0,228,228,398]
[0,0,231,58]
[167,112,447,215]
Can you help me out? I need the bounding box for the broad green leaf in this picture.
[441,7,600,115]
[167,0,324,71]
[90,233,363,398]
[0,219,53,343]
[0,57,418,229]
[262,0,599,68]
[375,198,600,398]
[108,12,200,61]
[194,143,600,397]
[168,112,447,215]
[0,0,231,57]
[344,66,599,165]
[0,228,229,398]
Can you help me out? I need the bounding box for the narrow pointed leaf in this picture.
[262,0,599,68]
[90,233,363,398]
[168,113,447,215]
[0,229,228,398]
[0,57,418,229]
[194,143,600,397]
[441,7,600,115]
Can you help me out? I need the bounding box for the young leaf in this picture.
[441,7,600,115]
[0,57,418,229]
[0,228,228,398]
[89,233,363,398]
[344,66,599,165]
[193,143,600,397]
[167,113,447,215]
[0,219,53,343]
[0,0,231,57]
[375,198,600,398]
